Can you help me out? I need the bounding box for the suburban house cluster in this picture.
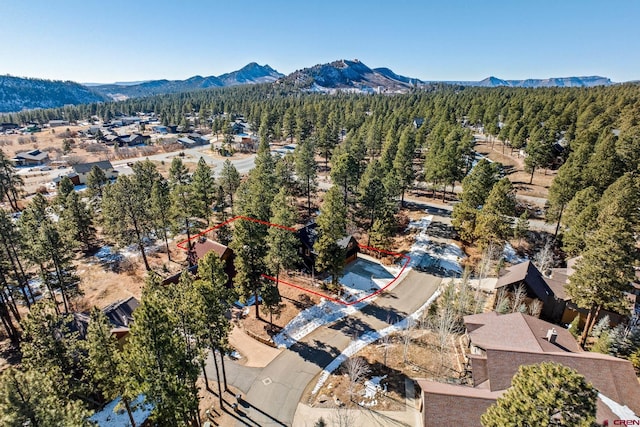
[415,258,640,426]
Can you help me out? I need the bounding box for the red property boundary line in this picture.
[176,216,411,306]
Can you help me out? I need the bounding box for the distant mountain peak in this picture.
[279,59,423,93]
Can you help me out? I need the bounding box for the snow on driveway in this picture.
[311,287,443,395]
[406,214,465,276]
[336,258,397,303]
[273,258,398,348]
[273,211,462,348]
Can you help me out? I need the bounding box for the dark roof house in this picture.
[72,296,140,341]
[72,160,118,184]
[494,260,566,322]
[296,222,359,272]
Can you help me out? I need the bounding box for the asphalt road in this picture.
[214,269,441,426]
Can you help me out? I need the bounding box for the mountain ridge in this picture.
[0,60,618,113]
[91,62,283,100]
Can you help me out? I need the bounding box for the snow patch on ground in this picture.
[360,375,387,406]
[599,393,639,421]
[406,214,465,276]
[89,394,154,427]
[331,259,397,303]
[311,287,442,395]
[273,299,359,348]
[503,243,527,264]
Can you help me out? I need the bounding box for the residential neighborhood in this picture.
[0,3,639,425]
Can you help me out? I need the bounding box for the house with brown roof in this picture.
[163,237,235,286]
[416,312,640,426]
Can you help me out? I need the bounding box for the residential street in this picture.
[207,269,441,426]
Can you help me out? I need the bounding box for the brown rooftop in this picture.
[464,312,582,353]
[192,238,230,260]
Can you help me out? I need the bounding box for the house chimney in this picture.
[546,328,557,344]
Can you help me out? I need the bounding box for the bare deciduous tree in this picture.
[495,288,511,314]
[511,284,528,313]
[528,299,543,317]
[345,356,370,401]
[533,238,555,276]
[402,318,416,364]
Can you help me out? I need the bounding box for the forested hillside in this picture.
[0,75,106,113]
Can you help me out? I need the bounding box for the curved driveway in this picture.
[215,269,441,426]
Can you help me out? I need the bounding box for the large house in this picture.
[163,237,236,286]
[12,149,49,166]
[417,312,640,426]
[72,160,118,184]
[495,260,638,327]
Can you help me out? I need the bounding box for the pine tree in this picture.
[195,252,236,396]
[513,211,529,245]
[316,186,348,289]
[566,215,637,347]
[524,134,553,184]
[330,151,359,212]
[85,308,137,426]
[358,159,387,230]
[0,366,90,427]
[0,149,23,212]
[20,301,84,393]
[59,191,96,252]
[85,164,108,201]
[19,195,80,312]
[392,126,416,206]
[475,178,516,248]
[0,209,31,308]
[294,138,317,217]
[150,179,173,262]
[266,188,300,287]
[481,363,597,427]
[125,276,200,426]
[191,157,215,224]
[219,159,240,214]
[102,175,154,271]
[261,281,283,328]
[561,186,600,256]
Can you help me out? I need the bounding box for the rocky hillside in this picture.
[218,62,283,86]
[278,59,423,93]
[0,75,106,113]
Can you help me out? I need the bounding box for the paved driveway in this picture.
[217,270,441,426]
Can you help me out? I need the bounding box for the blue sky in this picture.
[2,0,638,83]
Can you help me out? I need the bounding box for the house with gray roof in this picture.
[72,160,118,184]
[13,149,49,166]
